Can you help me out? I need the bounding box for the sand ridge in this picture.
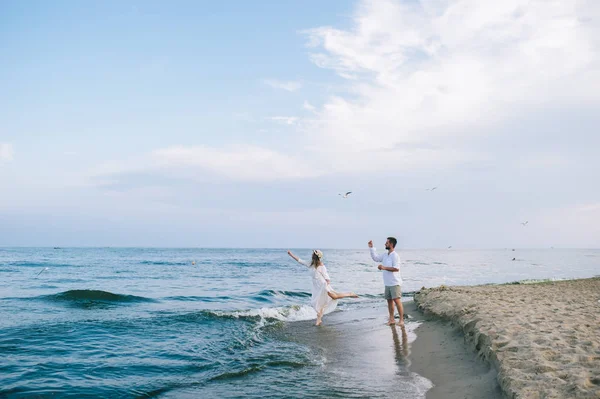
[414,278,600,399]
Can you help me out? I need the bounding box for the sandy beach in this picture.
[414,277,600,399]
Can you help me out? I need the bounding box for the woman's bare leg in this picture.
[315,309,324,326]
[327,291,359,300]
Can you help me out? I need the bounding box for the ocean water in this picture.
[1,247,598,398]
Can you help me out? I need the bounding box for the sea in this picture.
[1,247,598,398]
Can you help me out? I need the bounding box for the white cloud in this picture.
[302,0,600,159]
[264,79,303,92]
[268,116,299,125]
[152,145,320,181]
[303,101,316,112]
[0,143,14,162]
[88,0,600,184]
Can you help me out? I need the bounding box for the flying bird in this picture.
[427,187,438,191]
[338,191,352,198]
[521,221,529,226]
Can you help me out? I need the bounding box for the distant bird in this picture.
[426,187,438,191]
[36,267,49,277]
[448,246,452,249]
[521,221,529,226]
[338,191,352,198]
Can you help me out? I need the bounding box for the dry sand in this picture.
[414,277,600,399]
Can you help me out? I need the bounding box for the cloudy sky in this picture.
[1,0,599,248]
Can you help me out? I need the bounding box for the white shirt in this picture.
[370,247,402,286]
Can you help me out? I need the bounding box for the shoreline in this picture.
[414,277,600,399]
[405,301,503,399]
[272,300,505,398]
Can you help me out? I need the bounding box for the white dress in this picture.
[296,259,338,316]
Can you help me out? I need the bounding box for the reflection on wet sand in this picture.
[391,324,410,368]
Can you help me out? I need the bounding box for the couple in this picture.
[287,237,403,326]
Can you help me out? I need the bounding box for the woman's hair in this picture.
[310,249,323,268]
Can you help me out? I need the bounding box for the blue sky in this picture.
[1,0,599,248]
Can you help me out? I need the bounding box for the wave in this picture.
[6,261,71,268]
[165,295,234,302]
[0,268,17,272]
[209,360,308,381]
[139,260,189,266]
[40,289,157,304]
[254,290,311,300]
[164,290,311,303]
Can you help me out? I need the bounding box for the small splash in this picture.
[210,305,317,322]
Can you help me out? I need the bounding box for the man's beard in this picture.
[385,245,390,250]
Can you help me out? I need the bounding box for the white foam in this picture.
[403,320,421,344]
[216,304,317,322]
[409,372,434,398]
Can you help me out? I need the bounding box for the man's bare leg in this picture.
[393,297,404,326]
[386,299,395,325]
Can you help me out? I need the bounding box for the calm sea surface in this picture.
[1,248,598,398]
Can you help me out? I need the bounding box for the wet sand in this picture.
[414,277,600,399]
[407,301,503,399]
[274,301,502,398]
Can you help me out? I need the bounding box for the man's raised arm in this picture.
[368,240,383,262]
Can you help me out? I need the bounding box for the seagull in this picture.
[427,187,438,191]
[521,221,529,226]
[448,246,452,249]
[36,267,49,277]
[338,191,352,198]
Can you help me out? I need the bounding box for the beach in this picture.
[414,277,600,399]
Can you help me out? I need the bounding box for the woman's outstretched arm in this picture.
[287,250,309,266]
[287,250,299,262]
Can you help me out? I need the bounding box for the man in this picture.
[368,237,403,326]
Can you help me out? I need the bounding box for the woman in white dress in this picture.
[287,249,358,326]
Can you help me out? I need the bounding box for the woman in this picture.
[287,249,358,326]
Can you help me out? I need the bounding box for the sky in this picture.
[1,0,599,248]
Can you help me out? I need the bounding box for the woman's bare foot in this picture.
[350,292,358,298]
[387,320,395,326]
[396,320,405,327]
[315,319,322,326]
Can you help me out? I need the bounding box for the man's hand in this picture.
[378,264,383,270]
[368,240,373,248]
[287,250,292,256]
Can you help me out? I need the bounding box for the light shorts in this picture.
[384,285,402,300]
